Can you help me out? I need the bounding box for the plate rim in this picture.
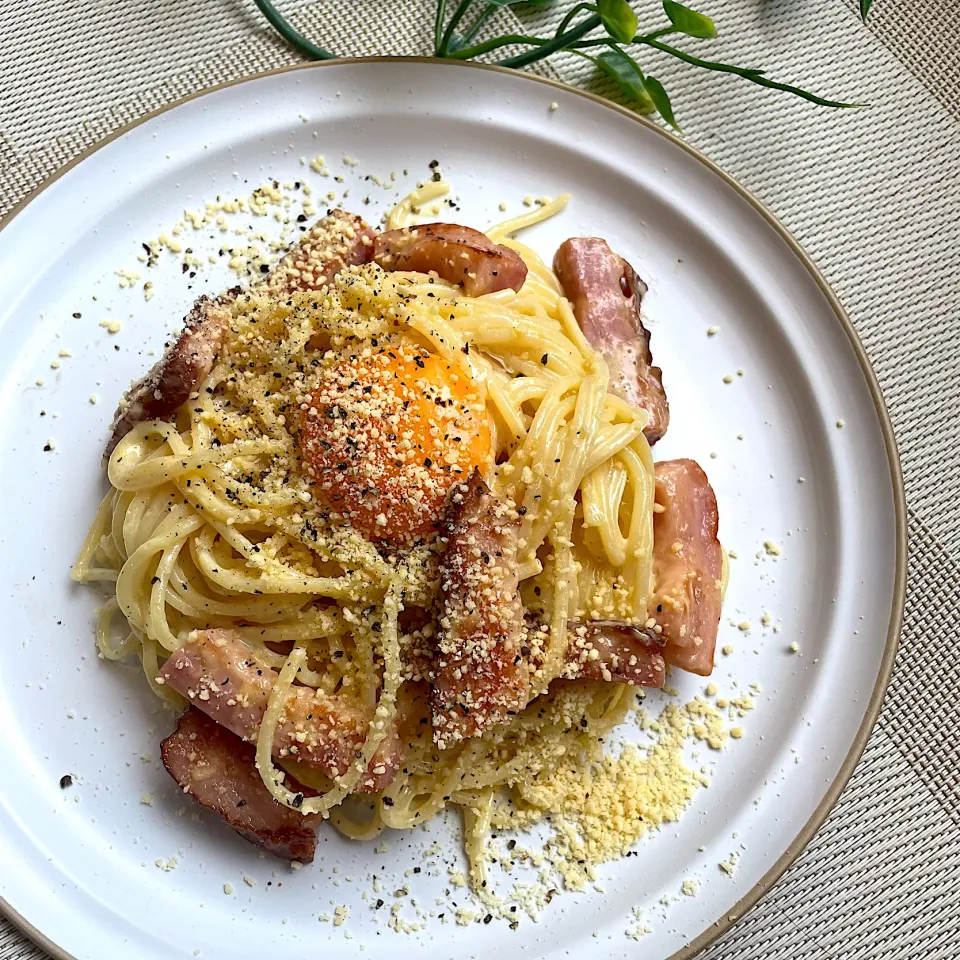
[0,55,907,960]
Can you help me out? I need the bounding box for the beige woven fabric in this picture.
[1,0,958,957]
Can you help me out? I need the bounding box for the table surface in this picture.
[1,1,958,958]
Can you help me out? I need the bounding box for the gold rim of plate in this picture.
[0,56,908,960]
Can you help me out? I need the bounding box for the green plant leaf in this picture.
[644,74,680,129]
[598,0,638,44]
[253,0,857,118]
[636,36,861,107]
[591,48,653,112]
[859,0,873,20]
[662,0,716,39]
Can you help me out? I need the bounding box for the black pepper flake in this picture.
[59,774,73,789]
[291,793,304,809]
[540,353,549,365]
[517,506,527,516]
[483,914,493,924]
[382,796,394,806]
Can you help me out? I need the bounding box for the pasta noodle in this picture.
[72,196,659,883]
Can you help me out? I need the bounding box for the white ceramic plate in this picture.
[0,60,904,960]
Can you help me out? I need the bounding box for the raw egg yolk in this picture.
[301,341,491,546]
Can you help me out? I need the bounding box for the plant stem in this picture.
[498,13,602,68]
[636,36,859,107]
[555,3,597,38]
[439,0,477,56]
[446,33,552,60]
[448,12,602,65]
[435,0,448,53]
[252,0,336,60]
[460,2,498,47]
[569,26,674,49]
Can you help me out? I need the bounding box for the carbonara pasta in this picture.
[72,188,723,885]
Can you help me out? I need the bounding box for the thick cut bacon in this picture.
[259,208,376,297]
[158,629,400,792]
[432,471,533,747]
[563,620,665,687]
[373,223,527,296]
[651,459,722,676]
[105,294,233,460]
[161,707,320,862]
[104,210,376,461]
[554,237,669,444]
[412,619,664,690]
[432,478,667,744]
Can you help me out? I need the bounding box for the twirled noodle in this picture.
[71,204,657,883]
[386,179,452,229]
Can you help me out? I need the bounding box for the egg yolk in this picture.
[300,340,492,546]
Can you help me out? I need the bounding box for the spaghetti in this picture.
[73,192,697,885]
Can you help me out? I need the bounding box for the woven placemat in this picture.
[1,1,958,957]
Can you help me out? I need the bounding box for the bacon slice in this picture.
[432,471,533,747]
[374,223,527,296]
[161,707,320,861]
[105,294,233,460]
[651,459,722,676]
[563,620,665,687]
[104,210,376,461]
[432,477,670,744]
[158,629,400,792]
[413,618,664,690]
[554,237,669,444]
[259,208,376,297]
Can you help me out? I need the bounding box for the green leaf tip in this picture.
[599,0,639,45]
[662,0,716,39]
[644,75,680,130]
[586,47,654,113]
